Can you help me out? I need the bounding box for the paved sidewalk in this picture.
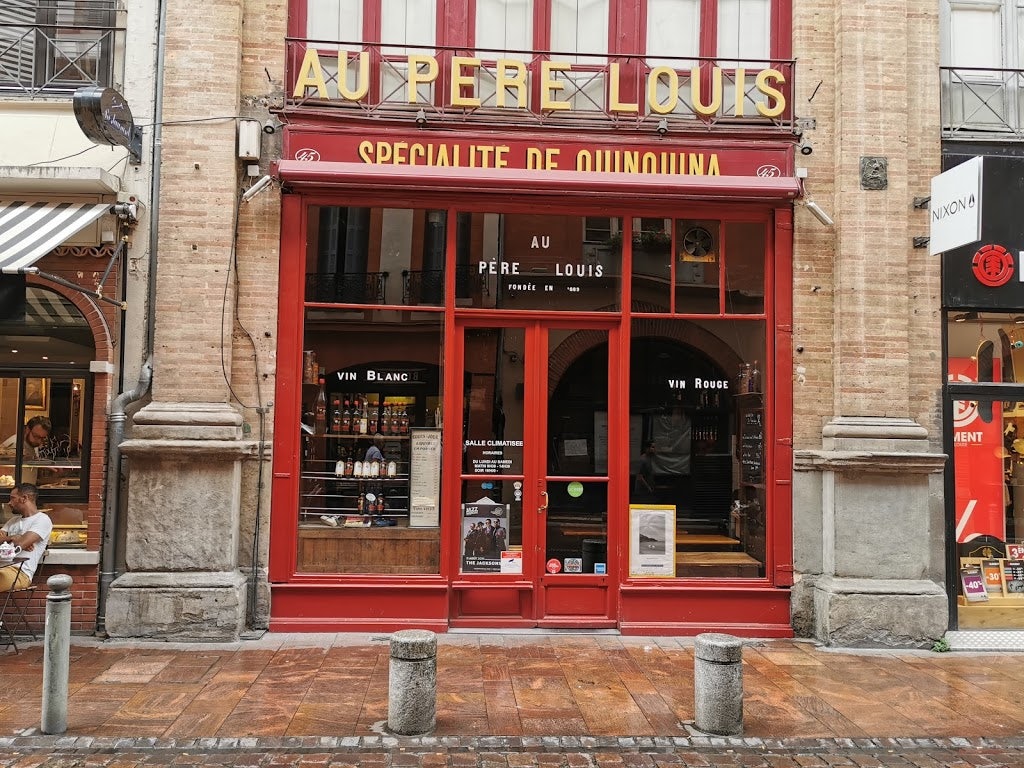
[3,633,1024,742]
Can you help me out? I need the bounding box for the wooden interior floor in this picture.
[2,635,1023,739]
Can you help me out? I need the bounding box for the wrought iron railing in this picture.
[401,265,487,305]
[305,272,389,304]
[0,0,123,96]
[941,66,1024,139]
[285,39,796,132]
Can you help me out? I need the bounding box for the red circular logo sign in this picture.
[546,558,562,574]
[972,244,1015,287]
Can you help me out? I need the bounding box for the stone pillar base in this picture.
[810,576,947,648]
[105,571,247,641]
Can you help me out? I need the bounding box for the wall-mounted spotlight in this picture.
[799,139,813,156]
[241,174,274,203]
[803,199,834,227]
[1015,316,1024,325]
[415,109,427,127]
[262,118,280,134]
[953,311,979,323]
[656,118,668,136]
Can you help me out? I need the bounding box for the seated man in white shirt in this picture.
[0,483,52,591]
[0,416,51,460]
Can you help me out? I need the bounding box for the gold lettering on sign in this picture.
[540,61,571,111]
[292,51,788,116]
[450,56,481,108]
[408,54,439,103]
[608,63,638,114]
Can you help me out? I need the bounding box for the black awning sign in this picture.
[73,86,143,164]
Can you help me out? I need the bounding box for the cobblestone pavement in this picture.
[0,736,1022,768]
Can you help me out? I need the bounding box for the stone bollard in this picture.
[41,574,73,735]
[387,629,437,735]
[693,632,743,736]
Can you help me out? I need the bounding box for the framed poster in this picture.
[629,504,676,577]
[24,378,47,410]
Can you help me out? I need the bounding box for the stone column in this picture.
[105,403,256,640]
[790,0,947,646]
[104,0,255,640]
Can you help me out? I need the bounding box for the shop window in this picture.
[723,221,765,314]
[946,311,1024,627]
[459,211,620,311]
[307,206,456,306]
[628,320,766,579]
[0,0,118,96]
[630,218,767,316]
[298,308,444,574]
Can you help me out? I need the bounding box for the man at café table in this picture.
[0,483,52,591]
[0,415,52,459]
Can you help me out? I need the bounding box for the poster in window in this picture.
[24,378,47,411]
[628,504,676,578]
[461,498,509,573]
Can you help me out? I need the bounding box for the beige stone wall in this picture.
[791,0,942,448]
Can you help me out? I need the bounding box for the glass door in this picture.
[455,318,617,627]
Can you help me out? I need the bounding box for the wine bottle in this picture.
[330,396,342,434]
[314,377,327,436]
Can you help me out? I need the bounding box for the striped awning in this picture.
[0,201,113,274]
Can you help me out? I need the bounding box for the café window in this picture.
[0,286,94,500]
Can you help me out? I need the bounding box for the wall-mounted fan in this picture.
[681,226,714,258]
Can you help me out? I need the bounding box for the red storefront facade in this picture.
[268,0,799,635]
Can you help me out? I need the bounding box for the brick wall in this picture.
[791,0,942,448]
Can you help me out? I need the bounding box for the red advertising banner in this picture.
[949,357,1006,542]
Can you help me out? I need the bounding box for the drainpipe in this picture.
[95,0,166,635]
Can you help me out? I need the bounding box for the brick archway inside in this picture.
[549,319,746,397]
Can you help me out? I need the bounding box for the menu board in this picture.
[409,429,441,527]
[739,407,764,484]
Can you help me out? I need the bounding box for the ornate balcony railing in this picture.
[305,272,389,304]
[285,39,796,132]
[941,66,1024,139]
[402,265,487,305]
[0,0,123,96]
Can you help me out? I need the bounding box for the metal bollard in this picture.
[41,574,73,735]
[693,632,743,736]
[387,629,437,735]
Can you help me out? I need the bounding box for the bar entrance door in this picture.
[452,317,619,628]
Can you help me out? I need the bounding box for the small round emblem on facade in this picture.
[972,244,1014,287]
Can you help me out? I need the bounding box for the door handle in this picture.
[538,490,548,514]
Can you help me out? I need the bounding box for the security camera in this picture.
[415,109,427,127]
[656,118,668,136]
[804,200,834,227]
[799,140,813,156]
[262,119,279,135]
[241,174,274,203]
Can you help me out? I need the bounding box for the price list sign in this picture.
[740,408,764,484]
[409,429,441,527]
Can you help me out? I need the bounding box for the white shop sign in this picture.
[930,156,982,256]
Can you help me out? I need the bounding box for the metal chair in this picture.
[0,550,46,652]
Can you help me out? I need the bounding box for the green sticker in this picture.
[567,481,584,498]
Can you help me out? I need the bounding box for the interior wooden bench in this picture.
[675,533,740,550]
[675,551,762,578]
